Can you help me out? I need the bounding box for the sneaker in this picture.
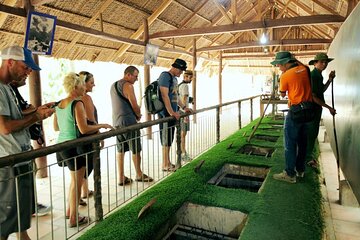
[273,171,296,183]
[33,203,51,217]
[181,153,192,162]
[296,171,304,178]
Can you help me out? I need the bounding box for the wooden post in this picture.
[218,51,223,111]
[175,121,182,168]
[192,37,197,123]
[93,143,103,222]
[24,0,47,178]
[238,101,242,129]
[250,98,253,121]
[216,107,220,143]
[29,62,48,178]
[143,18,152,139]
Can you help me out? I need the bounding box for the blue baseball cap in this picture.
[0,46,41,71]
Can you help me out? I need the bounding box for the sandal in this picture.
[162,164,176,172]
[135,174,154,182]
[68,216,90,228]
[82,190,94,199]
[118,176,133,186]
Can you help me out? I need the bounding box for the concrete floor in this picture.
[319,126,360,240]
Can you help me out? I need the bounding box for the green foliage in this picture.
[42,59,72,103]
[80,117,323,240]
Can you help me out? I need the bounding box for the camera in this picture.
[189,97,194,104]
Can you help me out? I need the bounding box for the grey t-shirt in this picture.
[110,80,137,127]
[0,82,31,157]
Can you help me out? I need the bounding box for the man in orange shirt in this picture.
[271,51,314,183]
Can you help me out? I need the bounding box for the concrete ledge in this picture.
[339,180,360,207]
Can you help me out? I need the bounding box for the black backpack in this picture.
[144,72,172,114]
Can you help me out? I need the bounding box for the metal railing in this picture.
[0,95,260,239]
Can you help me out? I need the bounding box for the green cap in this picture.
[270,51,296,66]
[309,53,334,65]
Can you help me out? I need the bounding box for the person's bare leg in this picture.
[16,231,30,240]
[162,146,172,169]
[132,153,143,179]
[116,152,125,183]
[68,167,86,226]
[181,131,186,154]
[81,178,88,197]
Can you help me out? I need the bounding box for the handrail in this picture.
[0,95,260,167]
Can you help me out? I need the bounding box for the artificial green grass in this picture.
[79,117,323,240]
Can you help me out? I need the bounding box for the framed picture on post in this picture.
[24,11,57,55]
[144,43,159,65]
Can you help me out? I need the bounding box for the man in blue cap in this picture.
[270,51,314,183]
[0,46,54,239]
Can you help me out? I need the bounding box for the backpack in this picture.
[144,72,172,114]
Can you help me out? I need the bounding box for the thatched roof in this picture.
[0,0,359,74]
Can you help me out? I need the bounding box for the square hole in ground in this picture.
[208,164,269,193]
[160,202,247,240]
[237,144,275,157]
[253,134,279,142]
[270,124,283,128]
[273,114,285,120]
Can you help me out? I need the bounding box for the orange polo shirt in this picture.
[279,65,312,106]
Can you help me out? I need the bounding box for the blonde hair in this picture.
[63,72,85,94]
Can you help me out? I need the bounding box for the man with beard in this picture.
[0,46,54,239]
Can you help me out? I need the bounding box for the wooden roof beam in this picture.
[272,26,292,52]
[212,0,233,24]
[290,0,337,33]
[30,0,54,6]
[276,1,333,39]
[161,0,208,49]
[0,23,191,57]
[276,0,294,18]
[173,0,211,24]
[174,0,240,62]
[301,26,323,39]
[55,0,114,56]
[222,51,327,59]
[39,4,137,32]
[181,0,238,53]
[150,15,345,39]
[201,1,263,67]
[312,0,340,15]
[231,0,237,23]
[112,0,192,29]
[110,0,173,62]
[197,38,332,52]
[0,0,17,28]
[0,3,144,46]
